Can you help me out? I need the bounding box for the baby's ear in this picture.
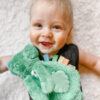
[66,27,73,44]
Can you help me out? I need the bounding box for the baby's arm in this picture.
[0,55,13,73]
[79,48,100,74]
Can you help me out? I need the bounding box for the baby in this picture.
[0,0,100,99]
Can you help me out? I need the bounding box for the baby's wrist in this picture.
[94,58,100,74]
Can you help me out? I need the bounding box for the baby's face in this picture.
[30,1,69,56]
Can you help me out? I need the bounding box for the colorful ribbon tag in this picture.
[43,54,70,66]
[43,54,49,61]
[58,56,69,65]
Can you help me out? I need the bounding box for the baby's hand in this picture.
[0,60,8,73]
[0,55,12,73]
[94,58,100,74]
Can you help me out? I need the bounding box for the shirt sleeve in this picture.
[68,44,79,70]
[58,44,79,70]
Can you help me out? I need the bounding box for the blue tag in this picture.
[5,60,11,69]
[43,54,49,61]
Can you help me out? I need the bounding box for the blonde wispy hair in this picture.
[30,0,73,32]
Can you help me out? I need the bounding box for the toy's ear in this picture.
[22,44,39,59]
[9,52,28,79]
[9,44,39,79]
[52,71,69,93]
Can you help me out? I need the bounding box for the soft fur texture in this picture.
[9,44,83,100]
[0,0,100,100]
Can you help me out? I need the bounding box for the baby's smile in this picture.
[40,42,53,48]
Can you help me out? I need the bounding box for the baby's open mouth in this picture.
[40,42,53,47]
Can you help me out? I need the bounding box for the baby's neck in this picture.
[40,51,59,59]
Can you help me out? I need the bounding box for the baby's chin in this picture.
[39,49,53,55]
[39,48,58,56]
[34,44,60,56]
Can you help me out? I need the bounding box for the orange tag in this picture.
[58,56,69,65]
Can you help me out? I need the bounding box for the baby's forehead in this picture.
[30,0,73,30]
[30,0,70,14]
[31,1,69,19]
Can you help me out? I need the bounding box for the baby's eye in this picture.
[38,24,42,27]
[33,23,43,29]
[53,25,61,30]
[36,23,42,27]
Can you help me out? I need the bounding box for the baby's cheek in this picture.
[30,32,34,43]
[30,32,38,43]
[57,36,66,47]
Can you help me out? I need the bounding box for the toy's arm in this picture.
[24,75,49,100]
[79,48,100,74]
[32,62,54,93]
[0,55,13,73]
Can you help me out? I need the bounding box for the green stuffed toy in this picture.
[9,44,83,100]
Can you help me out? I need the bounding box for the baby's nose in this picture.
[41,27,53,38]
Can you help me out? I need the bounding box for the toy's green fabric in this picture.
[9,44,83,100]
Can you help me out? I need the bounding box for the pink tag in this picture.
[58,56,69,65]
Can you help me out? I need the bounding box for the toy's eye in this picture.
[31,70,39,78]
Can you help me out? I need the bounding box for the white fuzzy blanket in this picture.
[0,0,100,100]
